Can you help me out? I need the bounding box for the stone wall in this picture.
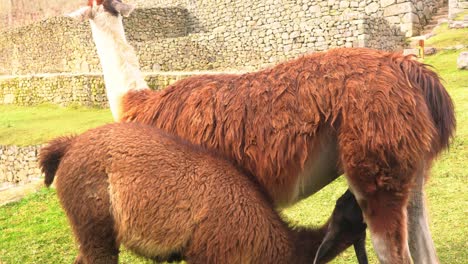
[449,0,468,19]
[0,7,189,75]
[382,0,445,36]
[0,17,95,75]
[1,1,411,76]
[0,72,212,106]
[0,145,42,185]
[131,0,444,37]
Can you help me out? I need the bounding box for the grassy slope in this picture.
[0,27,467,263]
[0,188,152,264]
[0,104,112,146]
[426,23,468,48]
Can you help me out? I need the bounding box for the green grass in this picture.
[426,23,468,48]
[453,10,468,21]
[0,188,152,264]
[0,27,467,264]
[0,104,112,146]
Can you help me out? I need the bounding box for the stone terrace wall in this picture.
[383,0,444,36]
[0,145,42,185]
[1,1,448,76]
[1,1,408,75]
[132,0,444,37]
[449,0,468,18]
[0,72,206,107]
[0,7,189,75]
[0,17,96,75]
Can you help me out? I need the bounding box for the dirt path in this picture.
[0,178,44,206]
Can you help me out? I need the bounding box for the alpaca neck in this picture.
[291,224,328,263]
[89,16,149,121]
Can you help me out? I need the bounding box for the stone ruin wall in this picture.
[0,145,42,186]
[1,0,437,76]
[0,7,189,75]
[449,0,468,19]
[0,72,199,106]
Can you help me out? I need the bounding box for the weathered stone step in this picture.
[420,4,451,35]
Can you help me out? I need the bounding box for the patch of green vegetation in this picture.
[0,104,112,146]
[453,10,468,21]
[426,23,468,48]
[0,188,152,264]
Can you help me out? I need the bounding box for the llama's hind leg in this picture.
[66,204,119,264]
[73,221,119,264]
[57,174,119,263]
[407,168,438,264]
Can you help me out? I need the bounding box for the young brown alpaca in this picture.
[69,1,456,263]
[39,123,366,264]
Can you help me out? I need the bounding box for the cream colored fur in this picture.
[88,5,149,121]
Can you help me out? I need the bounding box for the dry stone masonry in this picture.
[0,145,42,185]
[0,72,204,106]
[449,0,468,19]
[1,0,448,76]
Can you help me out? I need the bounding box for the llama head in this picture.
[314,190,368,264]
[67,0,135,22]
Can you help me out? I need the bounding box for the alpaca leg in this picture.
[74,224,119,264]
[407,169,439,264]
[65,208,119,264]
[57,172,119,264]
[73,254,83,264]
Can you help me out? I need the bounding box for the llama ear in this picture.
[112,1,135,17]
[66,6,92,21]
[313,230,337,264]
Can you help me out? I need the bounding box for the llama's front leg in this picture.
[339,141,413,263]
[407,169,439,264]
[354,189,412,264]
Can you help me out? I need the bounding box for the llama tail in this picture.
[39,136,76,187]
[399,56,456,153]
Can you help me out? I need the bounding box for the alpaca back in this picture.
[53,123,296,263]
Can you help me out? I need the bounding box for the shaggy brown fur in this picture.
[121,48,454,203]
[120,48,455,263]
[39,123,365,264]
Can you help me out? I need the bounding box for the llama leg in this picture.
[57,172,119,264]
[339,138,413,263]
[353,233,368,264]
[352,188,412,264]
[74,222,119,264]
[407,169,439,264]
[73,254,83,264]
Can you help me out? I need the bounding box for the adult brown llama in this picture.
[39,122,367,264]
[69,1,456,263]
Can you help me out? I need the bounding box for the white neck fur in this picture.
[89,11,149,121]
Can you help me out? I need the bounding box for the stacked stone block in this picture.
[0,145,42,185]
[0,72,212,107]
